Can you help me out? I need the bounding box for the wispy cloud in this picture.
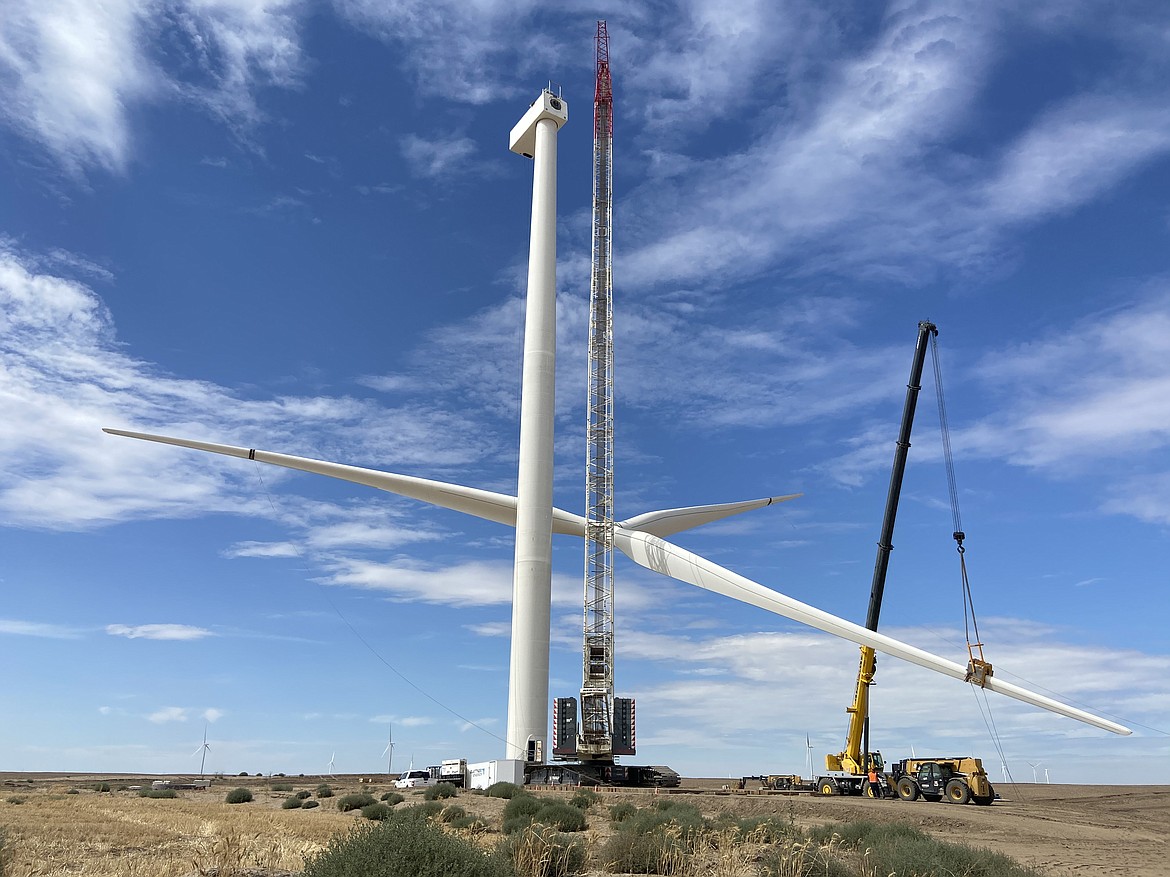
[106,623,215,641]
[0,618,81,639]
[148,706,189,723]
[370,714,433,727]
[465,621,510,638]
[620,618,1167,743]
[0,0,305,175]
[0,243,508,532]
[399,133,479,180]
[318,558,581,608]
[331,0,549,105]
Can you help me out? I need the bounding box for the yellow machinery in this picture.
[818,322,937,798]
[820,644,886,796]
[890,756,995,805]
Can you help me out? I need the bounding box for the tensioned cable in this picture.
[930,333,985,657]
[248,462,511,750]
[907,623,1166,736]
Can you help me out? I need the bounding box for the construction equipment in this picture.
[889,756,996,805]
[818,321,937,798]
[550,23,653,785]
[740,774,812,792]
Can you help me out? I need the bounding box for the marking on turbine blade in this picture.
[249,449,256,460]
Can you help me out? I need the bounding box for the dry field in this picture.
[1,773,1166,876]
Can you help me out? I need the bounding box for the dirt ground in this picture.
[1,773,1166,876]
[682,778,1170,877]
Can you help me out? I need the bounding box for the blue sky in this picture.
[1,1,1168,785]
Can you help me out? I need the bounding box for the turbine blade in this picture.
[619,494,800,538]
[102,429,587,536]
[103,428,1127,737]
[191,745,204,757]
[614,526,1130,736]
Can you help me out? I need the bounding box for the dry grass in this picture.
[0,787,354,876]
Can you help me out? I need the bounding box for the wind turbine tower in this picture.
[507,80,569,763]
[192,726,211,778]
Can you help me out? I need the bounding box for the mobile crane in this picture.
[817,321,937,798]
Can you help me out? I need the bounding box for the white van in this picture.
[393,769,433,789]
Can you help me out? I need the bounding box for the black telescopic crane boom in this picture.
[857,320,937,778]
[866,320,938,631]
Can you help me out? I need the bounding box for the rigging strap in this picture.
[930,333,994,688]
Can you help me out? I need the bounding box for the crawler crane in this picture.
[544,21,670,789]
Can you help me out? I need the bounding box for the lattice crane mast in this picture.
[553,20,634,767]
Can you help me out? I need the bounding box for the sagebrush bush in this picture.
[758,838,852,877]
[302,810,513,877]
[4,797,24,805]
[602,827,688,875]
[138,789,178,799]
[609,802,637,823]
[302,799,320,809]
[503,793,545,834]
[337,793,378,813]
[440,804,467,823]
[806,822,1043,877]
[272,783,293,792]
[296,790,312,799]
[282,797,303,809]
[93,783,111,793]
[568,789,598,810]
[448,815,489,834]
[316,784,335,798]
[381,792,404,804]
[65,788,79,795]
[504,794,544,820]
[416,800,444,819]
[486,781,522,799]
[423,782,457,801]
[225,787,253,804]
[532,802,587,833]
[736,815,798,843]
[361,803,393,821]
[621,801,706,841]
[501,825,588,877]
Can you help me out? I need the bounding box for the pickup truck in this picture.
[393,769,434,789]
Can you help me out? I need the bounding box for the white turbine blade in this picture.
[619,494,801,538]
[103,428,1128,737]
[191,745,204,757]
[102,429,587,536]
[614,527,1131,736]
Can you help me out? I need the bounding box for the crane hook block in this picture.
[965,657,994,688]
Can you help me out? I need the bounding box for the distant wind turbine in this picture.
[804,734,813,779]
[1044,768,1051,784]
[1027,761,1043,784]
[1001,761,1009,784]
[382,724,395,775]
[191,726,211,778]
[327,752,336,778]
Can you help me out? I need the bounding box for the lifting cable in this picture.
[928,333,993,688]
[929,334,1030,801]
